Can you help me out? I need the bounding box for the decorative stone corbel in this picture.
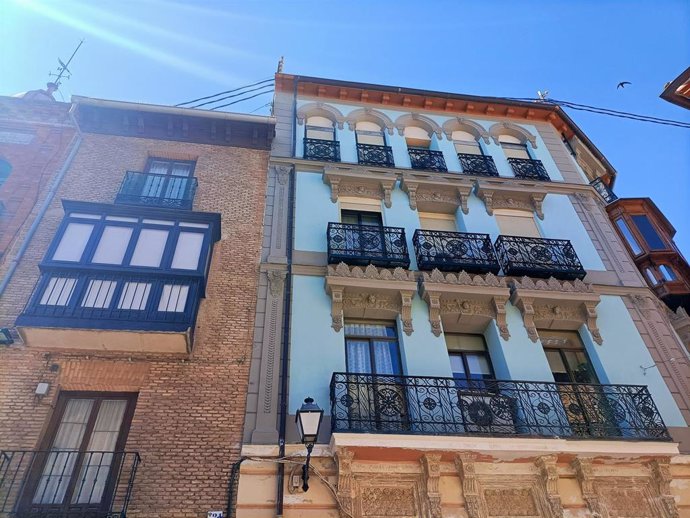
[421,454,443,518]
[583,301,603,345]
[328,177,341,203]
[400,290,414,336]
[457,186,470,215]
[336,449,356,518]
[455,453,481,518]
[492,296,510,341]
[478,189,494,215]
[649,459,679,518]
[405,181,419,210]
[274,165,290,186]
[266,269,287,298]
[382,180,394,209]
[531,192,546,220]
[536,455,563,518]
[513,295,539,342]
[427,292,442,337]
[572,457,605,518]
[330,286,344,332]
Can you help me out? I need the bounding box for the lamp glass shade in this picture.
[295,397,323,445]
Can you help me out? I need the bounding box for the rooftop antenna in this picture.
[276,56,284,74]
[537,89,549,101]
[49,39,84,87]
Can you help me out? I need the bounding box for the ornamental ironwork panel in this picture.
[590,177,618,204]
[357,143,395,167]
[115,171,197,209]
[413,230,500,273]
[0,450,140,517]
[303,138,340,162]
[494,235,586,280]
[330,373,670,440]
[408,148,447,172]
[327,222,410,268]
[457,153,499,177]
[507,157,551,181]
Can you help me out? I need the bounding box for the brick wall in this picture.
[0,132,270,516]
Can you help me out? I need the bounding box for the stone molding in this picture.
[509,277,603,344]
[296,101,345,129]
[394,113,444,139]
[668,306,690,351]
[474,178,548,219]
[536,455,563,518]
[266,269,287,297]
[345,107,395,135]
[323,167,396,208]
[419,270,510,339]
[336,449,356,518]
[488,121,538,149]
[420,454,442,518]
[442,117,491,144]
[325,263,417,335]
[400,171,474,213]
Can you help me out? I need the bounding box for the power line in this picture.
[188,83,274,109]
[249,102,272,114]
[175,77,273,107]
[211,89,274,110]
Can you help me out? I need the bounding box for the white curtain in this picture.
[372,341,395,375]
[346,340,371,374]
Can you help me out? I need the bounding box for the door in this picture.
[344,322,407,432]
[143,159,194,204]
[340,210,385,262]
[20,393,136,516]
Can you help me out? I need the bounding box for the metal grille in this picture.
[457,153,499,177]
[327,223,409,268]
[356,144,394,167]
[590,178,618,204]
[407,148,447,172]
[115,171,197,209]
[330,373,670,440]
[303,138,340,162]
[0,450,140,517]
[413,230,499,273]
[494,235,586,280]
[507,158,551,181]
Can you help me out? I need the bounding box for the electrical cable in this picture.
[175,77,273,107]
[249,102,272,114]
[209,88,274,110]
[188,83,274,109]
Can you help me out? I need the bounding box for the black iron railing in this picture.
[327,223,409,268]
[16,269,201,332]
[457,153,499,177]
[494,235,586,280]
[507,158,551,181]
[303,138,340,162]
[413,230,500,273]
[0,450,140,517]
[330,373,670,440]
[590,178,618,204]
[115,171,197,209]
[408,148,447,172]
[356,143,394,167]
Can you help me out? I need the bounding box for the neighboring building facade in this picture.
[660,66,690,110]
[0,94,274,517]
[238,74,690,517]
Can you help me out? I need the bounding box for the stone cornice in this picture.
[400,171,474,213]
[323,166,397,207]
[474,178,548,219]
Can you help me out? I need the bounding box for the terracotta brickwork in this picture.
[0,126,271,516]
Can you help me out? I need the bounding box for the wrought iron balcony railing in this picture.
[507,157,551,181]
[327,223,410,268]
[590,177,618,204]
[413,230,500,273]
[16,268,202,332]
[408,148,447,172]
[494,235,586,280]
[357,143,395,167]
[457,153,499,177]
[0,450,140,517]
[303,138,340,162]
[330,373,670,441]
[115,171,197,209]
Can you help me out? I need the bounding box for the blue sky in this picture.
[2,0,689,254]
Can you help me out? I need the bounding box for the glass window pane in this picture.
[357,130,385,146]
[171,232,204,270]
[171,162,192,176]
[466,354,492,376]
[372,340,401,375]
[129,229,169,267]
[148,160,169,175]
[446,334,487,352]
[631,215,666,250]
[615,218,642,255]
[81,280,117,308]
[546,350,567,373]
[40,277,77,306]
[118,282,151,310]
[645,268,658,285]
[52,223,94,262]
[344,322,395,338]
[91,226,133,265]
[449,354,466,377]
[659,265,677,281]
[158,284,189,312]
[306,126,334,140]
[495,212,540,238]
[454,141,482,155]
[346,339,372,373]
[501,143,530,159]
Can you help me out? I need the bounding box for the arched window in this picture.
[0,159,11,188]
[404,126,431,149]
[305,116,335,141]
[498,135,530,159]
[355,121,385,146]
[452,130,483,155]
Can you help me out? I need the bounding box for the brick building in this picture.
[0,94,274,517]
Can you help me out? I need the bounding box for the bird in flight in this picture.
[617,81,632,89]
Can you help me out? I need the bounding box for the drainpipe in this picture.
[276,75,298,518]
[0,103,82,298]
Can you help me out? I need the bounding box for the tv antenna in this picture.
[49,39,84,86]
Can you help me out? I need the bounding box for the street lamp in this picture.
[295,397,323,492]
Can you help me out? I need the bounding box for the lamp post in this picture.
[295,397,323,492]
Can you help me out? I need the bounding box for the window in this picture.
[631,215,666,250]
[118,282,151,310]
[644,268,658,285]
[419,212,457,232]
[499,135,530,159]
[305,116,335,140]
[452,131,483,155]
[355,121,385,146]
[171,232,204,270]
[615,218,642,255]
[446,334,494,389]
[146,158,194,177]
[494,209,540,237]
[52,223,94,262]
[404,126,431,148]
[81,280,117,308]
[91,226,133,265]
[39,277,77,306]
[0,158,11,188]
[345,321,402,375]
[659,264,677,282]
[341,209,383,227]
[129,228,169,267]
[141,158,195,203]
[158,284,189,312]
[541,330,598,384]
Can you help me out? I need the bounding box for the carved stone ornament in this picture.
[400,172,473,214]
[536,455,563,518]
[266,269,287,298]
[326,263,417,335]
[324,167,397,208]
[296,101,345,129]
[420,454,442,518]
[649,459,680,518]
[273,164,291,185]
[572,457,605,518]
[475,180,547,220]
[509,277,602,344]
[488,121,538,149]
[442,117,491,144]
[455,453,481,518]
[336,449,356,518]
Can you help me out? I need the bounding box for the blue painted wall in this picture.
[294,172,339,253]
[398,296,452,377]
[384,184,420,270]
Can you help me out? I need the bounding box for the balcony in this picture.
[0,450,140,518]
[494,236,586,280]
[408,148,447,172]
[590,178,618,204]
[304,138,340,162]
[357,143,394,167]
[507,158,551,181]
[413,230,500,274]
[330,373,670,441]
[327,223,410,268]
[457,153,499,177]
[115,171,197,209]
